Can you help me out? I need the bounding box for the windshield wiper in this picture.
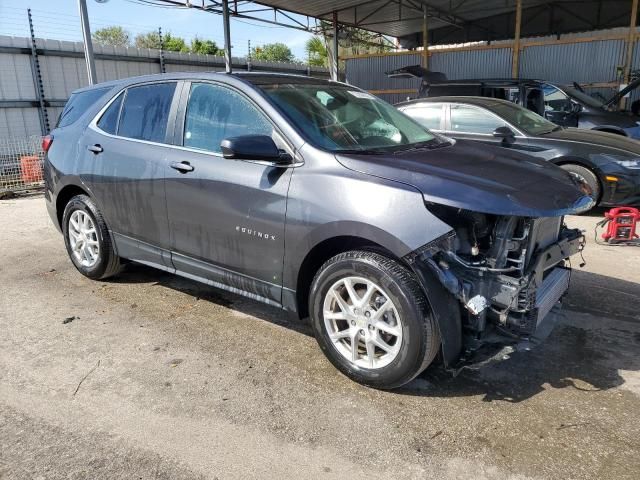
[539,125,563,135]
[392,139,449,154]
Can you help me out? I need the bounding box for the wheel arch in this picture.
[55,184,90,228]
[549,156,603,201]
[294,235,403,320]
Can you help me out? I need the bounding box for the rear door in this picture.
[163,81,294,305]
[83,81,180,266]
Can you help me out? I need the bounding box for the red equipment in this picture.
[600,207,640,244]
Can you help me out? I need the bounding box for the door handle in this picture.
[87,144,103,154]
[170,161,194,173]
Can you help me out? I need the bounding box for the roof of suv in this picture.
[71,71,336,95]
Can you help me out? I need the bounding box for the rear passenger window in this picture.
[58,87,110,128]
[118,83,176,143]
[97,92,123,134]
[403,104,443,130]
[183,83,273,153]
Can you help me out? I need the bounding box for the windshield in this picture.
[562,86,606,109]
[259,83,437,153]
[490,100,560,135]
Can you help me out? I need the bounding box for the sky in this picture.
[0,0,316,59]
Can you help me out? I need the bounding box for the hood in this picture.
[580,107,640,128]
[336,140,594,217]
[541,127,640,154]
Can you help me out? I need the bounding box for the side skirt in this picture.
[112,232,285,310]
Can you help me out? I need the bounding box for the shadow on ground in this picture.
[108,262,639,403]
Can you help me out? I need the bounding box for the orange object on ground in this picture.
[20,155,43,183]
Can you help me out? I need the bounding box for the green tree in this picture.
[305,36,328,67]
[92,26,130,47]
[190,37,222,55]
[134,31,161,49]
[164,33,188,53]
[134,31,188,52]
[251,42,294,63]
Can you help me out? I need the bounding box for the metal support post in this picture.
[512,0,522,78]
[422,6,429,68]
[77,0,97,85]
[331,10,339,81]
[222,0,232,73]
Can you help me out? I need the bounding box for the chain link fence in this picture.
[0,136,45,196]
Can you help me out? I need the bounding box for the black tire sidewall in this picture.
[62,195,112,279]
[310,254,432,389]
[561,164,600,204]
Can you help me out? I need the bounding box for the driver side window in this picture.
[183,83,273,153]
[542,84,570,113]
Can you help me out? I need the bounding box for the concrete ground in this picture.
[0,196,639,480]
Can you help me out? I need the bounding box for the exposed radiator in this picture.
[535,267,571,327]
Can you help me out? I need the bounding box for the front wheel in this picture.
[62,194,122,280]
[309,251,440,389]
[560,164,601,206]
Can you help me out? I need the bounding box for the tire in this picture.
[560,164,601,205]
[309,250,440,390]
[62,194,122,280]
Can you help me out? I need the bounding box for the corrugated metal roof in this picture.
[252,1,636,45]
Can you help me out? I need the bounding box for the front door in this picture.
[165,81,293,305]
[541,84,579,127]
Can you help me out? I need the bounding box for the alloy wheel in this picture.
[68,210,100,268]
[323,276,403,369]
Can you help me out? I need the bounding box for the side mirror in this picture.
[221,135,291,164]
[492,126,516,145]
[571,102,583,114]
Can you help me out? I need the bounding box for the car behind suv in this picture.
[44,73,591,389]
[387,65,640,138]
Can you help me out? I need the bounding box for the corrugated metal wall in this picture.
[0,35,329,142]
[346,38,639,106]
[430,48,512,79]
[519,39,625,83]
[345,53,423,92]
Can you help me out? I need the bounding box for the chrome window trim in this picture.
[88,80,302,168]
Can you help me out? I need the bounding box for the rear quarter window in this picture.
[57,87,111,128]
[97,92,124,135]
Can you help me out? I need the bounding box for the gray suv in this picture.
[44,73,592,389]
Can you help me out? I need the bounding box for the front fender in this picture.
[282,162,453,291]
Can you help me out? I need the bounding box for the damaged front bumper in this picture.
[407,225,584,371]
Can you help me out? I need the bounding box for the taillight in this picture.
[42,135,54,152]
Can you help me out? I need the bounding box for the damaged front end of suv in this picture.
[406,206,586,371]
[335,139,595,372]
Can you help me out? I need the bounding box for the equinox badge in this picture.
[236,226,276,241]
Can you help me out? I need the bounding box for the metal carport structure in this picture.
[81,1,640,83]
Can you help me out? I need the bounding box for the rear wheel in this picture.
[309,250,440,389]
[560,164,601,205]
[62,194,122,280]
